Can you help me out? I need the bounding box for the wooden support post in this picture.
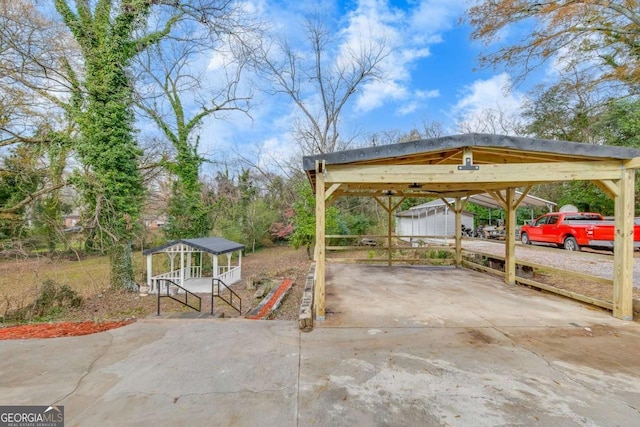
[442,197,468,267]
[455,198,462,267]
[388,196,393,267]
[613,169,635,320]
[315,162,326,321]
[505,188,516,285]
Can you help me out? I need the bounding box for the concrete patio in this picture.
[1,264,639,426]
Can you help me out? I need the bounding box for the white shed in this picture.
[395,199,475,243]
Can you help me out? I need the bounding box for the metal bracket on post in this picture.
[458,147,479,170]
[458,157,479,170]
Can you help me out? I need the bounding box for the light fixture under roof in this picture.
[408,182,422,189]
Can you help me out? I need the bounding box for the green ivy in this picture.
[54,0,159,289]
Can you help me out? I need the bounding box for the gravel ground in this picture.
[462,239,640,288]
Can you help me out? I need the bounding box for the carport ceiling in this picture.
[303,133,640,199]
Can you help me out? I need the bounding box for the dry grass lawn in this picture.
[0,245,312,323]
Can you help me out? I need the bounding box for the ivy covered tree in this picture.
[133,30,252,240]
[54,0,163,289]
[52,0,251,289]
[0,145,44,239]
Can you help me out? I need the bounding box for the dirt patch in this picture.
[504,324,640,374]
[463,328,497,345]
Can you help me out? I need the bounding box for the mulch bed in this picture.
[0,320,135,340]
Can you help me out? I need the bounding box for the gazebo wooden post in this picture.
[505,188,516,285]
[169,253,175,274]
[146,254,152,291]
[180,245,185,288]
[315,161,326,321]
[613,169,635,320]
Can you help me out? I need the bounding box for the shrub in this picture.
[2,279,83,323]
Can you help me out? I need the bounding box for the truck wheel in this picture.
[521,233,531,245]
[564,236,580,251]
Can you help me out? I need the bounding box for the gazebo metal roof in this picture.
[143,237,244,256]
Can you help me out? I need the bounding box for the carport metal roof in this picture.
[303,133,640,198]
[304,133,640,322]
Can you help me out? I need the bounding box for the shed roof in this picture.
[143,237,244,256]
[396,198,476,217]
[466,191,556,209]
[394,191,556,216]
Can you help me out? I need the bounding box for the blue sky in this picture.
[189,0,544,171]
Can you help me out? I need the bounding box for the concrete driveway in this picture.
[1,264,639,426]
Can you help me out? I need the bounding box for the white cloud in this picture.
[397,89,440,116]
[257,134,300,172]
[451,73,526,134]
[193,0,468,157]
[337,0,459,115]
[409,0,467,37]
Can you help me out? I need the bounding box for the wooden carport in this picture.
[303,133,640,321]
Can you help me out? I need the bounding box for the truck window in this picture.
[583,214,603,220]
[547,216,559,225]
[534,217,548,226]
[565,214,602,221]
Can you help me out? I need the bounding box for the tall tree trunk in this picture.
[109,242,137,291]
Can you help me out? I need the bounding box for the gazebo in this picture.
[144,237,244,294]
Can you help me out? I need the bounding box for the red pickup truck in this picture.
[520,212,640,251]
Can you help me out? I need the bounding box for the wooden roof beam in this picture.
[324,161,623,185]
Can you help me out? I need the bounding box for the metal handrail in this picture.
[212,278,242,314]
[157,278,202,316]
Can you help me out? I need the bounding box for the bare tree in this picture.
[251,16,390,155]
[0,0,74,147]
[455,105,525,136]
[130,4,259,239]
